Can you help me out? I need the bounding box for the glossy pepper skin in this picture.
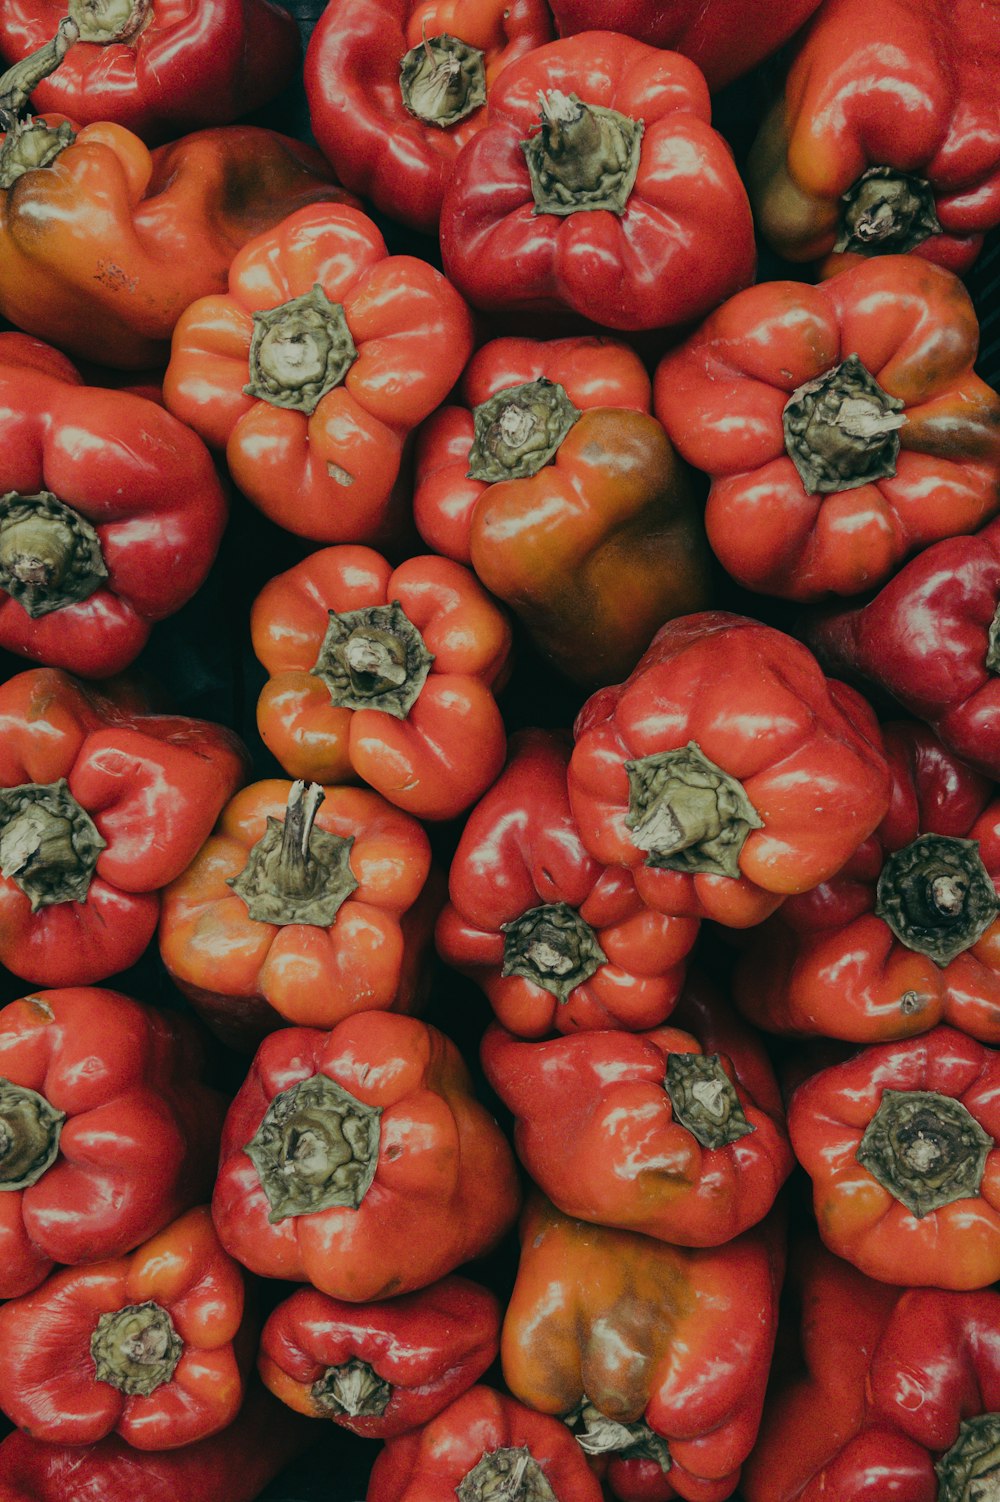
[0,121,357,369]
[805,517,1000,782]
[0,1206,249,1448]
[653,258,1000,602]
[0,667,248,986]
[258,1274,501,1438]
[251,547,511,821]
[366,1383,605,1501]
[415,334,712,687]
[0,1380,313,1502]
[747,0,1000,276]
[0,0,300,142]
[734,722,1000,1045]
[158,778,439,1046]
[546,0,822,93]
[744,1239,1000,1502]
[0,332,227,678]
[0,986,226,1300]
[212,1013,521,1301]
[788,1026,1000,1289]
[438,31,755,333]
[568,612,891,929]
[164,202,474,545]
[437,729,699,1038]
[502,1196,783,1502]
[481,975,794,1246]
[304,0,553,235]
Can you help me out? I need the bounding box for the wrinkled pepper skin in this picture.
[0,667,248,986]
[653,258,1000,602]
[251,547,512,820]
[0,332,227,678]
[547,0,822,92]
[0,986,226,1300]
[304,0,553,235]
[502,1196,783,1502]
[437,729,699,1037]
[788,1027,1000,1289]
[805,517,1000,782]
[164,203,474,545]
[439,31,755,333]
[212,1013,521,1301]
[158,779,439,1046]
[743,1239,1000,1502]
[734,722,1000,1045]
[258,1274,501,1438]
[481,975,794,1246]
[0,122,357,369]
[366,1384,605,1501]
[747,0,1000,275]
[568,613,891,928]
[0,0,300,142]
[0,1206,249,1449]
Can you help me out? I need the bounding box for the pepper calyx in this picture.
[311,600,433,719]
[665,1052,755,1149]
[246,1071,382,1222]
[398,32,486,128]
[783,353,905,495]
[244,285,357,415]
[522,90,643,217]
[856,1087,993,1219]
[624,741,763,879]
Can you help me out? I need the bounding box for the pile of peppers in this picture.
[0,0,998,1499]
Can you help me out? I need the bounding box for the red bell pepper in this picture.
[0,331,227,678]
[546,0,823,93]
[438,31,755,333]
[0,1206,249,1448]
[481,974,794,1246]
[734,721,1000,1045]
[251,547,512,821]
[163,202,474,545]
[568,612,891,928]
[212,1012,521,1301]
[805,517,1000,782]
[0,667,248,986]
[653,258,1000,602]
[437,729,699,1037]
[366,1384,605,1501]
[0,120,358,369]
[258,1273,501,1437]
[304,0,554,235]
[502,1196,783,1502]
[788,1026,1000,1289]
[0,986,226,1300]
[747,0,1000,276]
[157,778,439,1045]
[743,1239,1000,1502]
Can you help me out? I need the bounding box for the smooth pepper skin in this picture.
[0,0,300,142]
[437,728,700,1037]
[654,258,1000,603]
[439,31,756,333]
[568,612,891,928]
[0,122,358,369]
[212,1014,521,1301]
[735,722,1000,1045]
[788,1026,1000,1289]
[481,974,794,1246]
[258,1274,501,1437]
[0,332,228,677]
[251,547,512,820]
[0,1206,249,1449]
[805,516,1000,783]
[304,0,554,235]
[0,987,226,1300]
[164,202,474,545]
[747,0,1000,275]
[743,1239,1000,1502]
[0,667,248,986]
[502,1196,783,1502]
[365,1383,605,1501]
